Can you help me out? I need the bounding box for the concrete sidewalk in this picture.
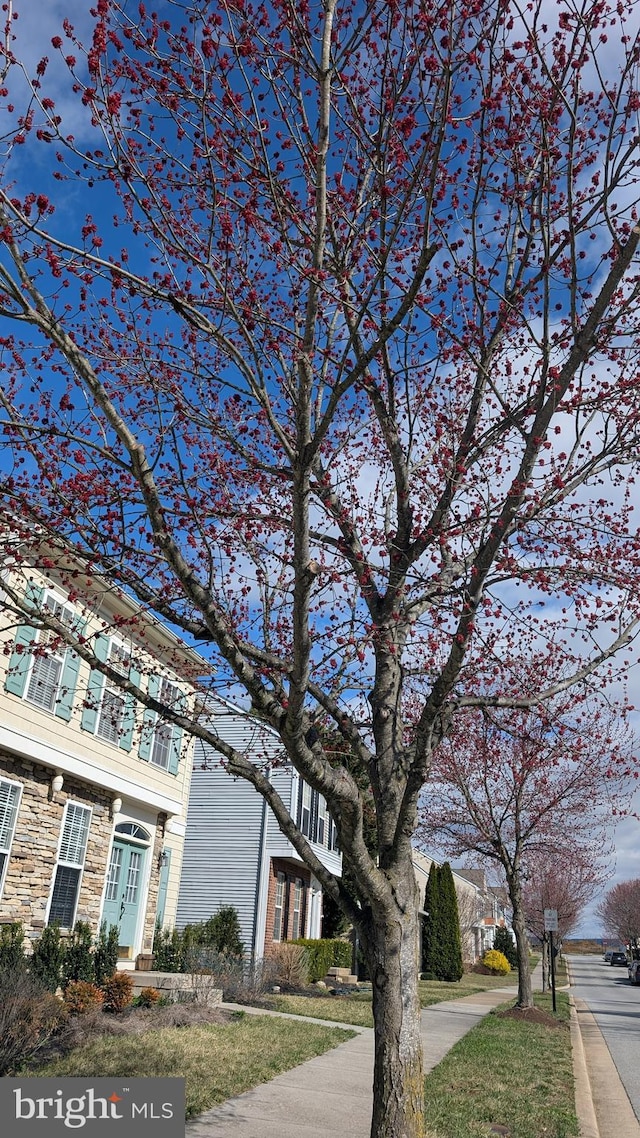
[184,956,640,1138]
[186,975,533,1138]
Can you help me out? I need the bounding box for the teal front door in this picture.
[102,839,146,955]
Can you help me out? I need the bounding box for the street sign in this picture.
[544,908,558,932]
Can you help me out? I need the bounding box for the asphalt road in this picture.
[568,952,640,1121]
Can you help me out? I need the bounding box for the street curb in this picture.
[569,994,600,1138]
[565,955,600,1138]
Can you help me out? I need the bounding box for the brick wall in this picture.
[263,857,312,953]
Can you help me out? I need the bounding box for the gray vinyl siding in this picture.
[175,747,264,955]
[176,697,342,953]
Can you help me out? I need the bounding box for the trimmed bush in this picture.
[64,980,104,1016]
[482,948,511,975]
[101,971,134,1013]
[31,924,65,992]
[292,938,352,982]
[0,969,65,1075]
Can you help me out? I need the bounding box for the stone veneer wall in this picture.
[0,751,163,955]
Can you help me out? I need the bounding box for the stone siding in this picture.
[0,752,163,954]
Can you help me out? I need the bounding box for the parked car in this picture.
[610,951,628,966]
[628,960,640,984]
[604,950,613,961]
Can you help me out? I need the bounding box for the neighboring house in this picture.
[453,867,512,957]
[412,850,512,963]
[0,553,203,966]
[176,695,342,961]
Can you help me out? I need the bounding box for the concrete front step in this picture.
[324,967,359,985]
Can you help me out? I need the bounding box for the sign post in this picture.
[544,909,559,1013]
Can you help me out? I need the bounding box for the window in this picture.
[298,782,312,837]
[150,679,180,769]
[96,642,132,745]
[273,871,286,942]
[5,584,80,720]
[316,796,327,847]
[0,778,22,896]
[81,636,139,752]
[328,815,340,852]
[49,802,91,928]
[296,779,337,849]
[123,849,142,904]
[292,878,305,940]
[139,676,184,773]
[105,844,123,903]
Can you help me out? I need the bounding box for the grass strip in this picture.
[423,993,578,1138]
[27,1013,355,1119]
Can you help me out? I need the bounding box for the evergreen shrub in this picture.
[493,926,518,969]
[62,921,94,988]
[292,938,352,981]
[31,924,65,992]
[0,921,26,974]
[93,922,120,986]
[422,863,464,981]
[153,907,245,973]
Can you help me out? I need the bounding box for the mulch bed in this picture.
[495,1005,564,1028]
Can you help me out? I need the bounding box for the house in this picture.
[412,850,511,963]
[453,867,512,957]
[176,695,342,961]
[0,549,203,965]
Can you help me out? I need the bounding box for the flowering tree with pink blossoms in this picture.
[0,1,640,1134]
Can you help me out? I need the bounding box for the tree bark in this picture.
[541,935,550,992]
[510,878,533,1008]
[361,873,426,1138]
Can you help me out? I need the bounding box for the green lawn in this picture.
[258,968,518,1027]
[26,1013,355,1119]
[423,993,577,1138]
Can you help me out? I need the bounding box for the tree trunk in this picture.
[361,884,426,1138]
[541,935,550,992]
[505,869,533,1008]
[511,893,533,1008]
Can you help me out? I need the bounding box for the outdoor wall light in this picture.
[49,771,64,799]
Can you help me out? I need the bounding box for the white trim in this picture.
[0,723,183,815]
